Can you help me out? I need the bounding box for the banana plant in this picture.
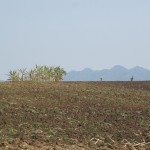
[34,65,45,81]
[19,68,27,81]
[7,70,19,81]
[28,69,36,81]
[47,66,55,81]
[53,66,66,82]
[7,65,66,82]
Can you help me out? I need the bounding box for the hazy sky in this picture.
[0,0,150,80]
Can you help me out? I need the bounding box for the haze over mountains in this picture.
[63,65,150,81]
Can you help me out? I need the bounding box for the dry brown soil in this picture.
[0,81,150,149]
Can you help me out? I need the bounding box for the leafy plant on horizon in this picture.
[53,66,66,82]
[7,70,19,81]
[7,65,66,82]
[19,68,27,81]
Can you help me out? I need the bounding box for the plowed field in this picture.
[0,81,150,150]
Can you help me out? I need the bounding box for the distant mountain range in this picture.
[63,65,150,81]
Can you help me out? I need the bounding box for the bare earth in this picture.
[0,81,150,150]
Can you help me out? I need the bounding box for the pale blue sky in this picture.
[0,0,150,80]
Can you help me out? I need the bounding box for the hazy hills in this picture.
[63,65,150,81]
